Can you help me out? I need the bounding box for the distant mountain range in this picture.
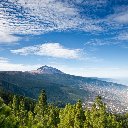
[0,65,128,113]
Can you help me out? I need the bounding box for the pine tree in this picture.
[74,100,85,128]
[84,109,92,128]
[34,90,47,115]
[88,96,106,128]
[11,95,18,116]
[95,96,107,128]
[27,111,34,128]
[107,114,122,128]
[0,97,18,128]
[18,99,27,127]
[47,105,60,128]
[34,90,48,127]
[0,92,127,128]
[58,104,76,128]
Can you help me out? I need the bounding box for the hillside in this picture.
[1,90,128,128]
[0,66,128,112]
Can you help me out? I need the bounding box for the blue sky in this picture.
[0,0,128,78]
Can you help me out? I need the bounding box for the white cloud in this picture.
[80,0,107,6]
[0,57,41,71]
[0,0,102,37]
[85,38,120,46]
[0,32,20,44]
[113,12,128,24]
[97,6,128,32]
[0,0,127,37]
[0,14,20,44]
[85,39,108,46]
[104,8,128,30]
[0,57,128,78]
[54,65,128,78]
[117,32,128,41]
[0,57,9,63]
[11,43,83,59]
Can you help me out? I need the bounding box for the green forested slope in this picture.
[0,71,127,109]
[0,90,128,128]
[0,71,91,105]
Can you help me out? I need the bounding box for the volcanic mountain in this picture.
[30,65,64,74]
[0,66,128,113]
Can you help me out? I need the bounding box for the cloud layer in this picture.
[11,43,82,59]
[0,57,40,71]
[0,0,101,37]
[0,0,128,44]
[0,56,128,78]
[0,57,9,63]
[0,32,20,44]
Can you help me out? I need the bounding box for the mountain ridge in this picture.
[0,66,128,113]
[30,65,64,74]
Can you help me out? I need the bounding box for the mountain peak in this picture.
[37,65,50,70]
[31,65,64,74]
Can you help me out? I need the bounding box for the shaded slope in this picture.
[0,71,128,112]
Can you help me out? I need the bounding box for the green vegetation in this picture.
[1,71,126,108]
[0,90,128,128]
[0,72,92,105]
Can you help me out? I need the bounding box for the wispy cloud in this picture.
[0,32,20,44]
[0,13,20,44]
[117,32,128,41]
[85,39,109,46]
[0,57,9,63]
[0,0,102,38]
[0,57,42,71]
[114,13,128,24]
[0,0,128,44]
[116,32,128,48]
[103,7,128,30]
[11,43,83,59]
[81,0,107,6]
[48,64,128,78]
[111,6,128,24]
[85,38,120,46]
[0,56,127,78]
